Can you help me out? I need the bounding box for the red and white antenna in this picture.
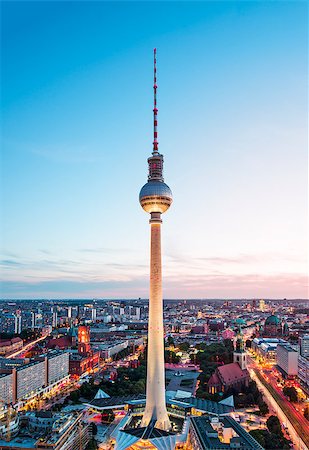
[153,48,159,155]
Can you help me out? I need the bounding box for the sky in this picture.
[1,1,308,300]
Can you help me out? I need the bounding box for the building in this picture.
[0,405,20,441]
[0,373,14,404]
[78,325,91,354]
[207,363,249,395]
[91,308,97,322]
[15,359,46,402]
[299,334,309,358]
[52,307,58,328]
[0,411,91,450]
[28,410,54,432]
[189,416,264,450]
[276,343,298,378]
[0,314,16,334]
[262,314,289,338]
[96,340,129,359]
[208,330,249,394]
[298,355,309,394]
[14,312,22,335]
[36,412,90,450]
[252,337,287,362]
[47,351,70,385]
[0,338,23,356]
[233,328,247,370]
[69,325,100,376]
[0,352,70,405]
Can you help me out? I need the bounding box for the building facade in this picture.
[276,344,298,378]
[299,334,309,358]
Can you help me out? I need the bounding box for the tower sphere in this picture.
[139,180,173,214]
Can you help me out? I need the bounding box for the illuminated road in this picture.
[6,335,48,358]
[248,356,308,450]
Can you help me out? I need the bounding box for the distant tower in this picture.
[78,325,91,354]
[139,49,172,432]
[233,327,247,370]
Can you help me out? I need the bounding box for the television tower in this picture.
[139,48,172,431]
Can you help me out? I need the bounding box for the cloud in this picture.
[0,259,24,267]
[0,272,307,299]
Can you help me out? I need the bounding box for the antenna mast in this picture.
[153,48,158,155]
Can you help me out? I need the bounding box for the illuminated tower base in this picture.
[140,212,171,431]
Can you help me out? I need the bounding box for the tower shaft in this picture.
[141,213,171,431]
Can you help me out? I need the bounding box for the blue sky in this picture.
[1,1,308,299]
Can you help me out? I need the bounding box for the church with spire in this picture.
[208,328,249,395]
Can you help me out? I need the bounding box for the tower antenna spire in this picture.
[153,48,159,155]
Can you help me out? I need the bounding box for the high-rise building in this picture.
[52,307,58,328]
[139,48,173,432]
[31,311,37,329]
[14,311,22,334]
[67,306,72,320]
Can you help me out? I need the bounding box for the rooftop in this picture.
[190,415,264,449]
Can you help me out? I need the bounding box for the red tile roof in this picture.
[207,371,221,387]
[217,363,248,384]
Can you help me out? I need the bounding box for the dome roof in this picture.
[265,314,280,326]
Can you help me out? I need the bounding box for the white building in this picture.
[299,334,309,358]
[47,351,70,385]
[16,360,46,401]
[0,373,14,404]
[276,343,298,377]
[14,314,22,334]
[91,308,97,322]
[0,352,70,405]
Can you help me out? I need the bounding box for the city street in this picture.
[247,356,308,450]
[6,334,48,359]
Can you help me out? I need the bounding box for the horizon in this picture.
[1,1,308,299]
[0,298,307,302]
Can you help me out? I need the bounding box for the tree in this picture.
[164,350,180,364]
[178,342,190,352]
[266,416,282,436]
[91,423,98,435]
[86,439,97,450]
[245,339,252,348]
[249,430,265,448]
[283,386,298,402]
[259,401,269,416]
[166,336,174,347]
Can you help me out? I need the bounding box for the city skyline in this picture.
[1,1,308,299]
